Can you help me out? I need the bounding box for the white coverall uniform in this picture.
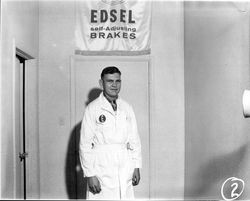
[79,92,142,200]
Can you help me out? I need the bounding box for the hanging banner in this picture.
[75,0,151,55]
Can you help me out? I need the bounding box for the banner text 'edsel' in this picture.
[90,9,135,23]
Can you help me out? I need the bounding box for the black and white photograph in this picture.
[1,0,250,200]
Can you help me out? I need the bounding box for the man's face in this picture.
[100,73,121,99]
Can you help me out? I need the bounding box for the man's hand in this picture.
[87,176,101,194]
[132,168,140,186]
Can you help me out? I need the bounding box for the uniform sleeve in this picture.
[128,106,142,168]
[79,106,96,177]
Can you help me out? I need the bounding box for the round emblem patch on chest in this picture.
[99,114,106,123]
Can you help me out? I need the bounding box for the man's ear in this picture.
[99,79,103,89]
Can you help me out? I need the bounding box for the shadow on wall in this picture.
[65,88,102,199]
[185,143,248,198]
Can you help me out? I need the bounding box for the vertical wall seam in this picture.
[182,1,186,200]
[12,39,17,199]
[37,0,41,198]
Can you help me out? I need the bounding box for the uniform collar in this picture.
[103,92,117,105]
[99,92,120,114]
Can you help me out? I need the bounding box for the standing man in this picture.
[79,66,142,200]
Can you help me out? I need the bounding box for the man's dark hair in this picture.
[101,66,121,79]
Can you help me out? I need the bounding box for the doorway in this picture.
[14,55,25,199]
[14,48,35,199]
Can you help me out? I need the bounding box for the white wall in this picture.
[38,1,185,199]
[1,0,39,198]
[184,2,250,200]
[38,1,75,198]
[150,1,185,199]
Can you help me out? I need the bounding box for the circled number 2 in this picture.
[221,177,245,201]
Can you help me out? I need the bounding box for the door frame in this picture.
[69,54,152,198]
[15,48,34,199]
[13,46,39,199]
